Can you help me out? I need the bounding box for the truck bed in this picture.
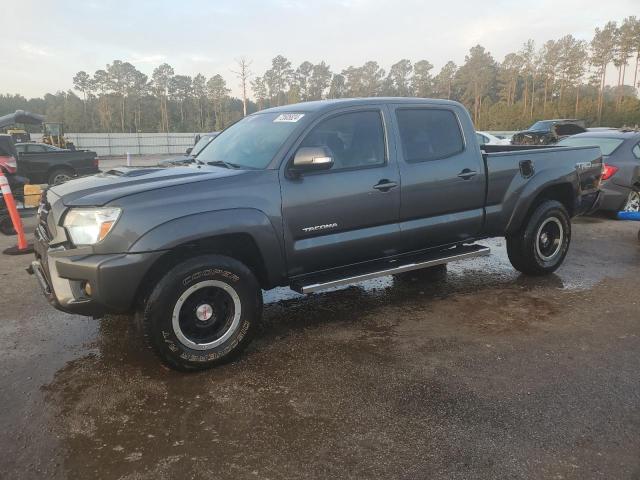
[482,144,603,235]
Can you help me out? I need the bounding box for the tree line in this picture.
[1,16,639,133]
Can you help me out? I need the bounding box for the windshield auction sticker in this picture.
[273,113,305,123]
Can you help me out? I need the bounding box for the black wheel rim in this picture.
[535,217,563,261]
[178,288,234,344]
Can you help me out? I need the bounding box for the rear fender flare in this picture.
[504,169,577,234]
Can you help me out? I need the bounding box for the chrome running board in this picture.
[291,244,490,294]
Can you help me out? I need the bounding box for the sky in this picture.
[1,0,636,99]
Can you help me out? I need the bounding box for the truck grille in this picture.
[36,194,52,243]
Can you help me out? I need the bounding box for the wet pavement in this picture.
[1,215,639,479]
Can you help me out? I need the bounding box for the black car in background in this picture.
[159,132,219,167]
[512,119,587,146]
[558,130,640,213]
[14,142,99,185]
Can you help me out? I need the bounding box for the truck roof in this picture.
[258,97,462,114]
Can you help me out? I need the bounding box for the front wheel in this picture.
[506,200,571,276]
[142,255,262,371]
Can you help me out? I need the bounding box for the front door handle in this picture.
[373,180,398,192]
[457,169,477,180]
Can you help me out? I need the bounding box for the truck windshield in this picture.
[196,113,303,169]
[557,136,624,156]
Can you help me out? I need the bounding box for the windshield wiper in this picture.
[206,160,241,169]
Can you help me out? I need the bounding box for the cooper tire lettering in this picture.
[143,254,262,371]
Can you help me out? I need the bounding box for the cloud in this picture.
[19,43,52,57]
[128,53,166,64]
[187,54,214,63]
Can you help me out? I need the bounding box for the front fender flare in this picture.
[129,208,286,286]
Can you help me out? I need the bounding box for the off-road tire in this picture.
[142,254,262,371]
[506,200,571,276]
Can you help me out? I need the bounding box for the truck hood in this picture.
[51,166,245,206]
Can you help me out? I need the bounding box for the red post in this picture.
[1,172,33,255]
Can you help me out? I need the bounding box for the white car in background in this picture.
[476,131,511,146]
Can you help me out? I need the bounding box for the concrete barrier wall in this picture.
[29,131,517,157]
[30,133,199,157]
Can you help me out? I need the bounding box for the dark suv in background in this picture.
[558,130,640,213]
[512,119,587,146]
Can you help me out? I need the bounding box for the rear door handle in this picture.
[457,169,477,180]
[373,180,398,192]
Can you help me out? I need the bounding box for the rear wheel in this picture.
[506,200,571,276]
[142,254,262,371]
[48,167,75,186]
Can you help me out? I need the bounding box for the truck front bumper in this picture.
[30,232,163,317]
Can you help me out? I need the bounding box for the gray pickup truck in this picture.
[29,98,603,370]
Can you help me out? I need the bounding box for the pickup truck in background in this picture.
[29,98,603,371]
[14,142,99,185]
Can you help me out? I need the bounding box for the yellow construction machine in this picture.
[42,122,75,149]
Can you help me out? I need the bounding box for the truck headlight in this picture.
[63,207,121,245]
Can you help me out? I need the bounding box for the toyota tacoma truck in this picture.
[29,98,603,371]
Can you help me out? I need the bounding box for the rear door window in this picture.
[632,143,640,159]
[395,109,464,163]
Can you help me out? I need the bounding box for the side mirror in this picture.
[185,147,193,155]
[290,146,334,173]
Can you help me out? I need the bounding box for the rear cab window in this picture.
[395,108,464,163]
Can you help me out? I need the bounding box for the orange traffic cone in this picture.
[1,172,33,255]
